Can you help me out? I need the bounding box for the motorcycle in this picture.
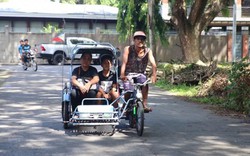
[22,50,38,71]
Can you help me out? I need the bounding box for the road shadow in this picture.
[63,121,139,137]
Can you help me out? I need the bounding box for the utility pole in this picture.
[148,0,157,61]
[232,0,242,62]
[232,0,237,62]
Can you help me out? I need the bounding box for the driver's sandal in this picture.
[144,107,152,113]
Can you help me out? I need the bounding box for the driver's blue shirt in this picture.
[22,44,31,53]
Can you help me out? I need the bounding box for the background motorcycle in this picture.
[22,50,38,71]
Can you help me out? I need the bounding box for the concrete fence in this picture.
[1,27,247,64]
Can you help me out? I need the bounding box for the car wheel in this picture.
[53,53,64,65]
[47,59,53,65]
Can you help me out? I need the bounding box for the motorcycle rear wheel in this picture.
[22,63,28,70]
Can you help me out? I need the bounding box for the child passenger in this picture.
[96,55,119,107]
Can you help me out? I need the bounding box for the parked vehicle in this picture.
[36,37,97,65]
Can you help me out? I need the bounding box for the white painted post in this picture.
[232,1,237,62]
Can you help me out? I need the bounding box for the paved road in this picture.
[0,64,250,156]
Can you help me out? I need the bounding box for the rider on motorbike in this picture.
[22,39,31,64]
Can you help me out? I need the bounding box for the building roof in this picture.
[0,0,118,20]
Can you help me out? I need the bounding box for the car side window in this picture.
[70,39,78,44]
[70,39,95,45]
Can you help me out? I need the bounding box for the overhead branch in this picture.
[188,0,208,28]
[171,0,190,33]
[199,0,229,31]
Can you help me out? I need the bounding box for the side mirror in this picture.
[115,47,121,57]
[116,51,121,57]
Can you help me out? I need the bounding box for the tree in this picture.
[56,0,168,61]
[116,0,168,61]
[42,24,61,33]
[117,0,148,41]
[170,0,232,63]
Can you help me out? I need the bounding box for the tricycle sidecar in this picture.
[61,42,120,133]
[61,42,148,136]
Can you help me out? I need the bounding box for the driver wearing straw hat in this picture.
[120,31,157,112]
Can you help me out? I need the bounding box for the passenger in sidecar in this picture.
[71,51,99,111]
[96,54,119,107]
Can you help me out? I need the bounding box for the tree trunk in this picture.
[179,29,207,63]
[170,0,229,63]
[148,0,157,62]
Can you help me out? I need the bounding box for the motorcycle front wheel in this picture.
[31,60,38,71]
[136,100,144,136]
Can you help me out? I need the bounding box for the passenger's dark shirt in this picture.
[72,66,98,89]
[22,44,31,52]
[98,71,117,93]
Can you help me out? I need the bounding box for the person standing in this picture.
[120,31,157,112]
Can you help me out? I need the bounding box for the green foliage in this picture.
[156,70,226,105]
[154,0,169,45]
[156,61,250,115]
[158,63,174,71]
[98,0,118,6]
[156,79,198,97]
[116,1,129,41]
[190,96,225,105]
[117,0,148,41]
[221,7,230,17]
[116,0,168,44]
[220,0,234,17]
[41,24,61,33]
[225,58,250,114]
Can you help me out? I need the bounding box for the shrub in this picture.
[225,58,250,114]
